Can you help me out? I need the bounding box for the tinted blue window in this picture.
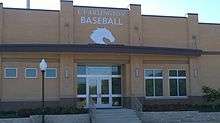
[46,68,57,78]
[77,65,86,75]
[26,68,37,78]
[5,68,17,78]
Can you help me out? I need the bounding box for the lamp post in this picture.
[39,59,47,123]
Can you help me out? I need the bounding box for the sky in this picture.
[0,0,219,23]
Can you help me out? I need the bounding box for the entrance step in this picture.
[95,109,142,123]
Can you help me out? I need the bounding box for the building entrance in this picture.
[77,65,122,108]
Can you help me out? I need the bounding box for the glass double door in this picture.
[87,76,112,108]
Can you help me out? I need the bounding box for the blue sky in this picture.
[0,0,219,23]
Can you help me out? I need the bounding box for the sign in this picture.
[76,7,127,26]
[90,28,115,44]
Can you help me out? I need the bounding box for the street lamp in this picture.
[39,59,47,123]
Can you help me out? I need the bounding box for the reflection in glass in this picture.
[26,68,37,78]
[112,97,121,106]
[102,97,109,104]
[77,65,86,75]
[155,79,163,96]
[112,66,121,75]
[170,79,177,96]
[146,79,154,96]
[112,78,121,94]
[101,79,109,94]
[88,78,97,95]
[92,97,97,104]
[179,79,186,96]
[87,67,111,75]
[145,70,153,77]
[77,77,86,95]
[178,70,186,77]
[46,68,56,78]
[169,70,177,77]
[5,68,16,78]
[155,70,163,77]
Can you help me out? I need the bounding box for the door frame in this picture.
[86,75,112,108]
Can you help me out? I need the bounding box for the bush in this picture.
[0,106,88,118]
[202,86,220,102]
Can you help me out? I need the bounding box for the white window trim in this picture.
[45,68,57,79]
[168,69,187,96]
[144,69,163,97]
[25,68,37,79]
[4,68,17,79]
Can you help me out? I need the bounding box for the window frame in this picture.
[4,68,17,79]
[45,68,57,79]
[25,68,38,79]
[168,69,187,97]
[144,69,163,97]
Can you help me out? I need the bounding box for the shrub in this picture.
[202,86,220,102]
[0,106,88,118]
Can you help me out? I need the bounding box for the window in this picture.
[112,78,121,94]
[4,68,17,78]
[169,70,187,96]
[144,69,163,96]
[45,68,57,78]
[25,68,37,78]
[77,77,86,95]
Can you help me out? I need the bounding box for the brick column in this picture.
[122,63,131,97]
[187,13,199,49]
[130,55,144,97]
[59,54,75,99]
[129,4,143,46]
[187,13,201,96]
[60,0,74,44]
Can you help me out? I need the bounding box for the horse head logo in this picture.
[90,28,115,44]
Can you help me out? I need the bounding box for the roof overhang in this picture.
[0,44,202,56]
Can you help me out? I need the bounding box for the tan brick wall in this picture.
[1,53,60,101]
[199,55,220,89]
[199,24,220,51]
[2,9,59,44]
[142,16,188,48]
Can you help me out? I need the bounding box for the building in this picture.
[0,0,219,110]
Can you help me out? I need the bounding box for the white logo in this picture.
[90,28,115,44]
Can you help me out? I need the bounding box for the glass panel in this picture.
[26,68,37,78]
[87,67,111,75]
[5,68,16,78]
[112,65,121,75]
[179,79,187,96]
[112,97,121,106]
[169,70,177,77]
[145,70,153,77]
[112,78,121,94]
[91,97,97,104]
[101,79,109,94]
[88,78,97,95]
[178,70,186,77]
[46,68,56,78]
[101,97,109,104]
[77,77,86,95]
[170,79,178,96]
[155,79,163,96]
[77,65,86,75]
[154,70,163,77]
[146,79,154,96]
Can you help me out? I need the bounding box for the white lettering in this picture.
[80,16,123,25]
[80,17,86,24]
